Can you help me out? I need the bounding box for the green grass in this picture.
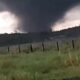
[0,49,80,80]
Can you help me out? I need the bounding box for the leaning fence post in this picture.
[30,44,33,52]
[42,42,45,52]
[56,41,59,51]
[72,40,75,49]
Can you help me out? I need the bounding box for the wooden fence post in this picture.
[18,45,21,53]
[42,42,45,52]
[56,41,59,51]
[30,44,33,52]
[72,40,75,49]
[8,46,10,53]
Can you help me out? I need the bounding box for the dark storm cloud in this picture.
[0,2,8,12]
[2,0,80,32]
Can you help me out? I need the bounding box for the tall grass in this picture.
[0,49,79,80]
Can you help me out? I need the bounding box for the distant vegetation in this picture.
[0,25,80,46]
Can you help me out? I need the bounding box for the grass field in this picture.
[0,49,80,80]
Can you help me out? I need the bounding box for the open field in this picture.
[0,38,80,80]
[0,49,80,80]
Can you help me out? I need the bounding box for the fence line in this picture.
[0,39,79,53]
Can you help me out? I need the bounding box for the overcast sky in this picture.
[0,0,80,33]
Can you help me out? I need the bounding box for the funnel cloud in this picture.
[1,0,80,32]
